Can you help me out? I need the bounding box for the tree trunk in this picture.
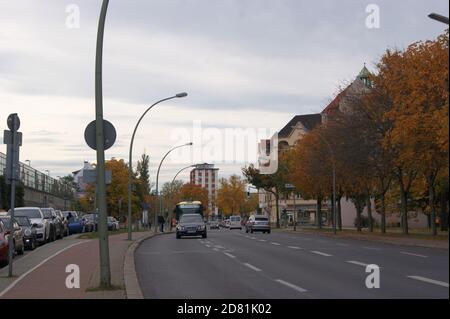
[337,196,342,231]
[399,187,409,235]
[275,193,280,228]
[380,193,386,234]
[366,194,373,232]
[440,191,448,231]
[356,204,362,232]
[428,177,437,236]
[316,196,322,229]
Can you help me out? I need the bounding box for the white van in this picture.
[229,215,242,230]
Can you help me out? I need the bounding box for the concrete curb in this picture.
[124,231,174,299]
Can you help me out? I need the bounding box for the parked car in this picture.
[0,216,25,255]
[55,210,69,237]
[229,215,242,230]
[245,215,271,234]
[14,216,38,250]
[41,208,62,240]
[176,214,207,239]
[107,216,119,231]
[11,207,50,244]
[209,220,220,230]
[0,220,9,267]
[63,211,84,234]
[83,213,98,232]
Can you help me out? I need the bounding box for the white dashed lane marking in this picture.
[243,263,262,272]
[311,251,332,257]
[271,242,281,246]
[407,276,449,288]
[287,246,302,250]
[223,252,236,259]
[400,251,428,258]
[275,279,307,293]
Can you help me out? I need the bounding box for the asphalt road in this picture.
[135,228,449,299]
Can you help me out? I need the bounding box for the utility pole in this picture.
[4,113,22,277]
[94,0,111,287]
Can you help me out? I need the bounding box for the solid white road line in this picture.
[0,241,87,297]
[407,276,449,288]
[287,246,302,250]
[223,252,236,259]
[271,242,281,246]
[275,279,307,293]
[400,251,428,258]
[243,263,262,272]
[311,251,332,257]
[346,260,369,267]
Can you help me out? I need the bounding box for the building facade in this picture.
[190,163,219,217]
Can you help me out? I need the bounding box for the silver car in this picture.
[245,215,271,234]
[11,207,50,244]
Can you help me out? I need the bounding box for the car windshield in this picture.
[12,209,42,219]
[230,216,241,221]
[255,217,268,221]
[180,215,203,223]
[41,209,53,218]
[14,216,30,226]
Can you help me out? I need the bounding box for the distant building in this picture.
[72,161,96,198]
[190,163,219,217]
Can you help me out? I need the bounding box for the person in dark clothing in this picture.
[160,216,165,232]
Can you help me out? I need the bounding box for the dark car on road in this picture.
[245,215,271,234]
[176,214,207,239]
[0,220,9,267]
[14,216,38,250]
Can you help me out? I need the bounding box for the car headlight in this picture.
[197,225,205,230]
[35,223,44,228]
[177,225,184,231]
[24,229,32,236]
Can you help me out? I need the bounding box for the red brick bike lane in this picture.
[1,239,97,299]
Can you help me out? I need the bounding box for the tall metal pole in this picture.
[95,0,111,287]
[7,117,18,277]
[155,143,193,232]
[126,93,187,240]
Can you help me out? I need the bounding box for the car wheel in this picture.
[30,239,36,250]
[202,233,207,238]
[176,234,181,239]
[250,229,254,233]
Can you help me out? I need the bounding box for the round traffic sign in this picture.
[84,119,117,151]
[7,113,20,131]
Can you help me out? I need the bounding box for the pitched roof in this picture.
[321,84,351,115]
[279,114,322,138]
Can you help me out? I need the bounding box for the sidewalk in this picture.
[0,230,155,299]
[275,227,449,249]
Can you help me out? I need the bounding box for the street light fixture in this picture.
[155,143,193,232]
[25,160,31,166]
[428,13,449,25]
[171,164,197,185]
[127,93,188,240]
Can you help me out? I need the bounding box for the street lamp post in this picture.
[428,13,449,24]
[155,143,193,232]
[127,92,188,241]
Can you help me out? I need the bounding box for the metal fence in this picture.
[0,152,72,197]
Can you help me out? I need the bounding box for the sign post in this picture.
[3,113,22,277]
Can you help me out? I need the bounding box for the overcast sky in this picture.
[0,0,448,186]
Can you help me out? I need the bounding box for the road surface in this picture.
[135,229,449,299]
